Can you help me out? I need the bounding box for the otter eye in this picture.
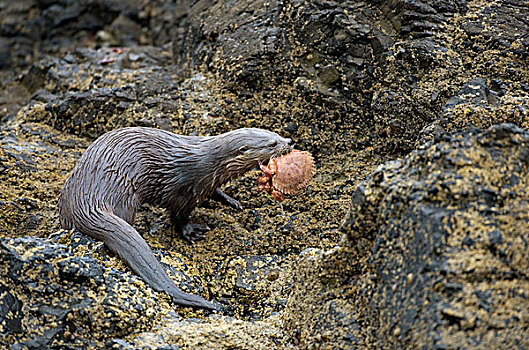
[268,141,278,148]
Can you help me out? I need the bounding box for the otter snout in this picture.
[264,137,293,165]
[274,138,293,158]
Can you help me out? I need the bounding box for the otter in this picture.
[58,127,292,310]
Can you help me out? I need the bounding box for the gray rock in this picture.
[0,233,211,348]
[285,124,529,349]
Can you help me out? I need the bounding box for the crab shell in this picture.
[261,150,315,197]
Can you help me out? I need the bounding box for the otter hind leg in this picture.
[180,223,209,243]
[211,188,243,210]
[172,217,210,243]
[77,209,216,310]
[170,208,210,244]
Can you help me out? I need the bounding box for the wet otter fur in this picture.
[58,127,292,310]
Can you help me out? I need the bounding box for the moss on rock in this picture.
[285,124,529,349]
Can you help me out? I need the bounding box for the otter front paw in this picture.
[181,223,210,243]
[211,188,243,210]
[224,196,243,210]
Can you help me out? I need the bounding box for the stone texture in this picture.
[0,233,162,348]
[0,0,528,348]
[285,124,529,349]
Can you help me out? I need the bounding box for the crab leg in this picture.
[258,160,276,177]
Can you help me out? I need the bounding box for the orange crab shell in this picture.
[263,150,315,195]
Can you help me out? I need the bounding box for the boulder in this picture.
[0,233,164,348]
[284,124,529,349]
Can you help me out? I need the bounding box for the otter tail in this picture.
[74,208,216,310]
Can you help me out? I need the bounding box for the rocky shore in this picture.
[1,0,527,348]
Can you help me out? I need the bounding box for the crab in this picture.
[257,150,315,202]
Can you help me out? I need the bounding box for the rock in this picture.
[0,37,12,68]
[215,255,284,319]
[460,1,529,59]
[176,0,381,99]
[0,229,217,348]
[125,314,284,349]
[0,0,180,68]
[0,235,161,348]
[371,88,431,152]
[282,247,363,348]
[1,0,529,348]
[285,124,529,349]
[173,0,528,156]
[176,0,287,89]
[440,77,529,132]
[14,48,180,139]
[0,123,87,237]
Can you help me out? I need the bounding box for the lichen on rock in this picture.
[285,124,529,349]
[1,0,529,348]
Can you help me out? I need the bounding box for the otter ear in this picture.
[238,145,249,154]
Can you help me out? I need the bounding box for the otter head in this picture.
[218,128,292,178]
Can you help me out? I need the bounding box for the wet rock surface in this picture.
[1,0,528,348]
[285,124,529,349]
[0,233,162,348]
